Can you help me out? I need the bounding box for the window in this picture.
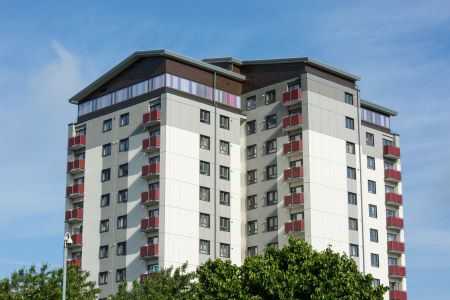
[247,145,257,159]
[345,92,354,105]
[389,282,399,291]
[247,246,258,256]
[116,268,126,282]
[100,219,109,233]
[246,96,256,110]
[290,212,304,221]
[247,220,258,235]
[266,139,277,154]
[199,187,210,202]
[220,191,230,206]
[118,164,128,177]
[102,143,111,157]
[118,189,128,203]
[200,161,210,176]
[74,150,85,160]
[346,142,355,154]
[361,107,390,128]
[220,166,230,180]
[220,217,230,232]
[200,109,210,124]
[220,243,230,258]
[347,167,356,179]
[384,162,394,170]
[119,113,129,127]
[219,140,230,155]
[345,117,354,129]
[265,114,277,129]
[200,135,210,150]
[266,190,278,206]
[288,82,300,90]
[246,120,256,135]
[73,176,84,185]
[119,138,129,152]
[372,279,381,288]
[383,138,393,146]
[266,165,277,180]
[199,240,210,255]
[368,180,377,194]
[266,216,278,231]
[349,244,359,257]
[117,242,126,255]
[247,170,257,185]
[367,156,375,170]
[369,204,378,218]
[99,272,108,285]
[366,132,374,146]
[199,213,210,228]
[349,218,358,231]
[117,215,127,229]
[100,194,110,207]
[386,209,396,217]
[220,115,230,130]
[247,195,257,210]
[99,245,109,259]
[371,254,379,267]
[385,185,395,193]
[348,192,357,205]
[265,90,276,105]
[76,128,86,136]
[370,228,379,242]
[103,119,112,132]
[388,257,398,266]
[387,233,397,242]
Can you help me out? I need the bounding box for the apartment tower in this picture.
[65,50,406,300]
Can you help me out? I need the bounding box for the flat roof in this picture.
[361,99,398,116]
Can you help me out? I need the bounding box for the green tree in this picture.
[0,264,99,300]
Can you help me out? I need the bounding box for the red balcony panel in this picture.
[141,216,159,231]
[384,145,401,159]
[386,193,403,206]
[142,163,160,178]
[290,88,301,101]
[140,244,159,258]
[65,208,83,222]
[68,135,86,150]
[285,220,304,234]
[141,189,160,205]
[71,233,83,245]
[389,265,406,277]
[142,136,161,152]
[66,184,84,198]
[284,166,304,181]
[284,193,304,207]
[283,140,303,155]
[67,159,85,173]
[283,113,303,130]
[387,216,404,229]
[140,273,156,283]
[388,241,405,253]
[282,88,302,104]
[385,169,402,182]
[67,258,81,267]
[282,91,291,102]
[390,290,407,300]
[143,109,161,126]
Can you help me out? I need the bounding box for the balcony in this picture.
[141,163,160,179]
[140,244,159,259]
[67,159,85,174]
[384,145,401,160]
[66,184,84,199]
[282,88,302,106]
[389,265,406,278]
[143,109,161,127]
[67,258,81,267]
[389,290,407,300]
[282,113,303,131]
[65,208,83,223]
[140,272,156,283]
[386,192,403,206]
[385,169,402,183]
[68,135,86,151]
[283,166,304,183]
[285,220,304,234]
[387,241,405,254]
[69,233,83,248]
[142,136,161,153]
[141,189,160,206]
[387,216,404,230]
[284,193,304,207]
[141,216,159,232]
[283,140,303,156]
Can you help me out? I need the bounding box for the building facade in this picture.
[64,50,406,299]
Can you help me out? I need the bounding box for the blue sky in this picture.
[0,0,449,298]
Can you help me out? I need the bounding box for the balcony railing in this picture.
[386,216,404,230]
[141,216,159,232]
[384,145,401,160]
[385,192,403,206]
[284,193,304,207]
[141,189,160,205]
[284,166,304,182]
[66,184,84,199]
[389,265,406,278]
[389,290,407,300]
[387,241,405,254]
[142,136,161,153]
[283,140,303,156]
[67,159,85,174]
[68,135,86,151]
[67,258,81,267]
[69,233,83,247]
[143,109,161,127]
[282,88,302,106]
[140,272,156,283]
[285,220,304,234]
[65,208,83,223]
[140,244,159,259]
[282,113,303,131]
[385,169,402,183]
[142,163,160,179]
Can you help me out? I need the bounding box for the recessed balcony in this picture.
[389,265,406,278]
[385,169,402,183]
[141,163,160,179]
[387,216,404,230]
[283,140,303,156]
[65,208,83,223]
[141,216,159,232]
[282,88,302,106]
[143,109,161,127]
[284,193,304,207]
[67,159,85,174]
[140,244,159,259]
[68,233,83,248]
[384,145,401,160]
[67,258,81,267]
[142,136,161,153]
[386,192,403,206]
[141,189,160,206]
[283,166,304,183]
[282,113,303,131]
[66,184,84,199]
[389,290,407,300]
[285,220,304,234]
[68,135,86,151]
[387,241,405,254]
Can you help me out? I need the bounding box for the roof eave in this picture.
[361,99,398,116]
